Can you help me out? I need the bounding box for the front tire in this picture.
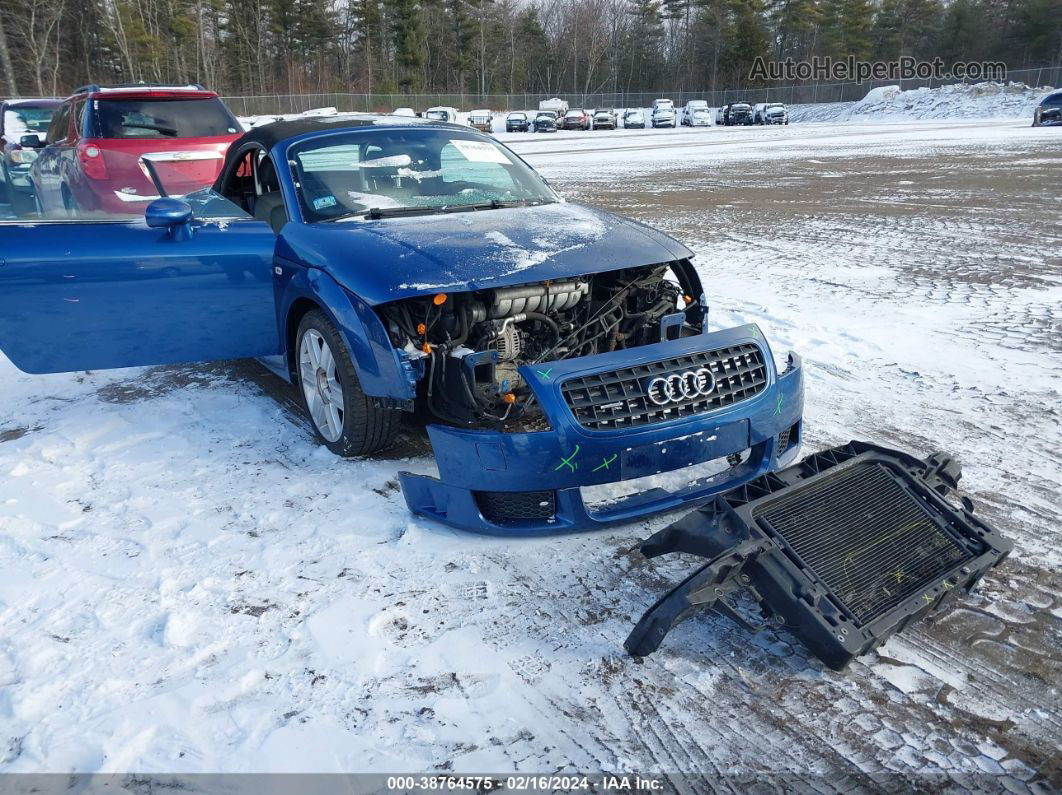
[296,309,400,456]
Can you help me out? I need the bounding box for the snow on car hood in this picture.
[276,202,692,305]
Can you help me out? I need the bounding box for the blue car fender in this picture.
[276,261,416,402]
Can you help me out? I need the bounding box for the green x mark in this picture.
[774,393,784,416]
[537,367,554,380]
[555,444,581,473]
[749,325,760,339]
[593,454,619,472]
[922,593,934,605]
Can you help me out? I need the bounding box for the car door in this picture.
[0,194,280,374]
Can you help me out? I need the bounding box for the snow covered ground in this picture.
[789,81,1053,123]
[0,119,1060,786]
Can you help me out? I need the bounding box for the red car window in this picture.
[90,98,240,139]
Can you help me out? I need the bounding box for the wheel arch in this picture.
[280,266,415,402]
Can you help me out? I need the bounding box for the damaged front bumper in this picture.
[399,324,804,534]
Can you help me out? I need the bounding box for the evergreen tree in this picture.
[388,0,427,92]
[820,0,873,59]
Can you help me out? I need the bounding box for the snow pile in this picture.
[790,81,1055,123]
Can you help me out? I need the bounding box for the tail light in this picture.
[77,143,108,180]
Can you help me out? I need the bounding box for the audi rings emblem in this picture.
[645,368,716,406]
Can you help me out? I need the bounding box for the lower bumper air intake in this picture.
[624,440,1012,670]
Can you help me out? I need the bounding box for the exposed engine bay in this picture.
[377,262,703,428]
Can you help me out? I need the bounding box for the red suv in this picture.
[30,84,242,216]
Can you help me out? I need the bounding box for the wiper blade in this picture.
[441,199,546,213]
[328,206,446,221]
[328,199,549,222]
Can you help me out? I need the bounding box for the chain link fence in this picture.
[221,66,1060,116]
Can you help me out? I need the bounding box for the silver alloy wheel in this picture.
[298,328,345,443]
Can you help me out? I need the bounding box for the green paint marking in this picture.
[537,368,554,380]
[750,325,760,338]
[593,454,618,472]
[893,569,905,584]
[555,444,581,473]
[942,579,953,590]
[774,393,784,416]
[922,593,934,604]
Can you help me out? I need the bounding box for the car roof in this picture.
[70,84,219,100]
[2,98,63,108]
[230,113,465,149]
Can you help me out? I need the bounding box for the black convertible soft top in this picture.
[233,113,466,150]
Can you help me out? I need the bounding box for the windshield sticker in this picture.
[449,139,511,164]
[313,195,337,210]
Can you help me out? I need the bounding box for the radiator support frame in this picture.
[625,441,1013,670]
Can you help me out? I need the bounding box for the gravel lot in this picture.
[0,120,1059,788]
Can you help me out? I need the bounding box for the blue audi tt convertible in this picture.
[0,115,804,533]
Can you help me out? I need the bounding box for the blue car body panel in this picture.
[0,218,279,373]
[275,201,691,306]
[400,326,804,534]
[0,118,806,535]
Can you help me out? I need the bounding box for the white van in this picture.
[539,97,570,115]
[424,106,459,123]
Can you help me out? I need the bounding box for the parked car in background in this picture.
[505,111,531,132]
[754,102,789,125]
[468,110,493,133]
[0,98,61,211]
[424,106,459,123]
[721,102,753,126]
[651,98,676,128]
[681,101,712,127]
[623,109,645,129]
[561,109,591,130]
[392,107,416,117]
[30,84,242,217]
[532,111,558,132]
[592,109,616,129]
[539,97,569,115]
[1033,90,1062,126]
[680,100,710,126]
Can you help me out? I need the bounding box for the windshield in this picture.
[424,110,448,120]
[509,113,526,120]
[289,128,557,222]
[4,106,57,136]
[1042,94,1062,108]
[91,98,240,138]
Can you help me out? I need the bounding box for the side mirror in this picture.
[146,198,194,241]
[19,135,42,148]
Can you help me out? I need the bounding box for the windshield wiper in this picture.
[327,198,549,222]
[327,206,447,222]
[440,198,547,213]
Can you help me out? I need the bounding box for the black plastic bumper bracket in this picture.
[624,441,1013,670]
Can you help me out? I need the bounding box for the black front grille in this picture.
[754,462,975,625]
[476,490,556,524]
[561,343,768,431]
